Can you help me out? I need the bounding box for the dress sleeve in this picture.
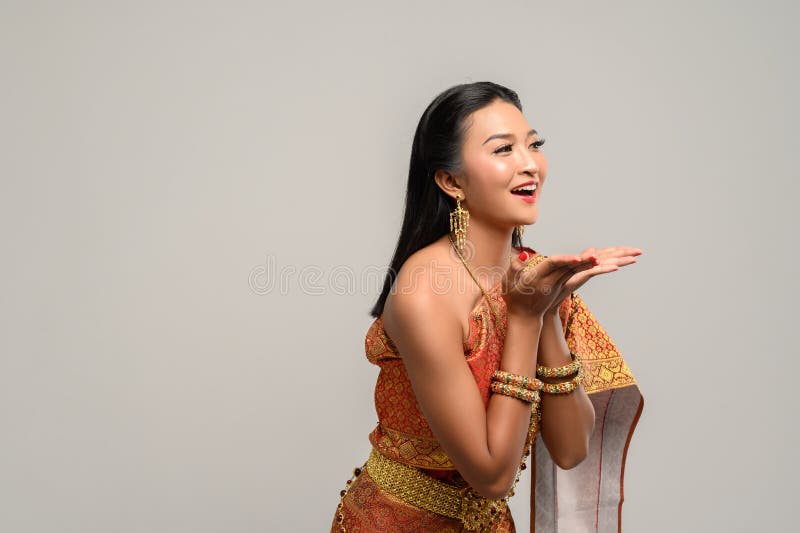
[557,291,638,394]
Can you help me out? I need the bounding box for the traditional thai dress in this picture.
[331,247,644,532]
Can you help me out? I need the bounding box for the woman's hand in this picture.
[502,252,596,319]
[542,246,643,317]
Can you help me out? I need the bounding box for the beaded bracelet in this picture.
[491,369,544,391]
[540,370,584,394]
[490,381,541,403]
[536,351,582,378]
[522,254,548,273]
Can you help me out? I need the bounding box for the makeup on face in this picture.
[510,181,538,203]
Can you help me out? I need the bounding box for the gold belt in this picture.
[364,447,508,531]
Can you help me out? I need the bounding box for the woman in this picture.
[331,81,644,532]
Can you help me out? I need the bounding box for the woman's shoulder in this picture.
[383,239,460,331]
[387,246,452,312]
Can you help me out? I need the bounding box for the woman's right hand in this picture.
[501,251,597,318]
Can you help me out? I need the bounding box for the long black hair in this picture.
[369,81,524,318]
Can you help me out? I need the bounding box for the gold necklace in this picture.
[448,234,514,332]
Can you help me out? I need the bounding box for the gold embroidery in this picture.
[365,447,508,531]
[370,424,455,469]
[566,292,638,394]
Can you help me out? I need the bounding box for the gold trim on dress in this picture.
[370,423,455,470]
[365,447,508,531]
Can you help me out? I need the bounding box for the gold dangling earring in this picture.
[515,225,525,242]
[449,193,469,254]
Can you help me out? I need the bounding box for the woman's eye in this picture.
[494,138,546,154]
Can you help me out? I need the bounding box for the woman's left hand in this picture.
[542,246,643,317]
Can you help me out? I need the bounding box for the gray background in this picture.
[1,1,797,531]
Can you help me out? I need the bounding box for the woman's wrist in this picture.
[541,305,561,321]
[499,309,544,380]
[543,291,573,319]
[507,308,545,329]
[537,311,574,367]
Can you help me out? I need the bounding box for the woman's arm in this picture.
[383,270,543,500]
[536,309,595,469]
[534,245,642,467]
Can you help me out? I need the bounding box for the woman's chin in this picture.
[520,210,539,226]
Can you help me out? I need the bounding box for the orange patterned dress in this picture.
[331,247,644,532]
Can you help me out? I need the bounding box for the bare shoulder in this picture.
[390,239,453,300]
[383,238,461,353]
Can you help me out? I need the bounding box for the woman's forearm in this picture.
[536,311,596,469]
[483,312,543,497]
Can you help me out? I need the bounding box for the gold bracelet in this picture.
[536,351,582,378]
[490,381,541,403]
[521,254,547,273]
[491,370,543,391]
[540,371,583,394]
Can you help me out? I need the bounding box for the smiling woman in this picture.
[330,81,644,532]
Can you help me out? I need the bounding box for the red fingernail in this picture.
[518,252,529,261]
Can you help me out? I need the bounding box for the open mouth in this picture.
[510,184,537,196]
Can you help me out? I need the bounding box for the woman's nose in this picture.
[519,150,539,174]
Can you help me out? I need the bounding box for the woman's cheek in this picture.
[489,159,512,175]
[537,156,548,176]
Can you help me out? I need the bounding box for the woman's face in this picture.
[455,99,548,228]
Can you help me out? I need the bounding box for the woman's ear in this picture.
[433,169,464,200]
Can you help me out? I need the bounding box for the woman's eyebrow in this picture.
[482,128,538,145]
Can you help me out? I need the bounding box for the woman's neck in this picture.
[449,219,517,290]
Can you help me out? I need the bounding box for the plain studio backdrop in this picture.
[1,1,797,531]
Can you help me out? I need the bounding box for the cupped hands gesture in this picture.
[502,246,642,319]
